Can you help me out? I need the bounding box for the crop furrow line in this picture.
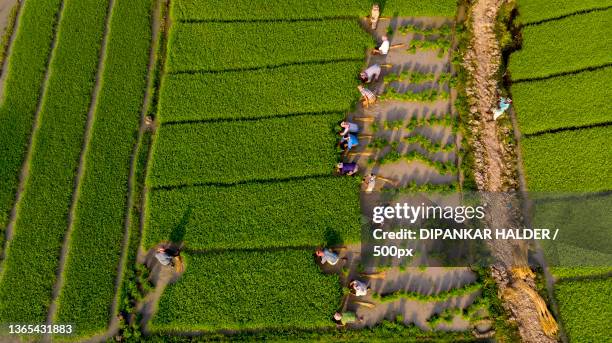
[169,58,364,75]
[183,245,320,255]
[46,0,116,329]
[523,121,612,138]
[161,110,343,126]
[523,5,612,27]
[151,173,336,192]
[532,190,612,205]
[0,0,65,270]
[513,63,612,83]
[178,16,360,24]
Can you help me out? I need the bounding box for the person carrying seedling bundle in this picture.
[358,85,377,108]
[349,280,369,296]
[359,64,382,83]
[339,121,359,136]
[336,162,358,176]
[372,35,390,55]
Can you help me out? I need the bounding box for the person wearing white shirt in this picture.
[373,35,390,55]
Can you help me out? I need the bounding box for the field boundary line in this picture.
[161,110,343,126]
[183,245,320,255]
[523,121,612,138]
[108,0,162,336]
[178,16,360,24]
[0,0,65,272]
[46,0,116,329]
[555,272,612,284]
[512,63,612,83]
[169,57,365,75]
[523,5,612,27]
[151,173,336,191]
[0,0,23,103]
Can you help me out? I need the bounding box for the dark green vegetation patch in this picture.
[151,251,342,332]
[148,113,342,187]
[509,8,612,80]
[144,177,361,250]
[512,67,611,134]
[517,0,612,24]
[521,126,612,192]
[158,62,361,122]
[167,20,373,72]
[555,278,612,343]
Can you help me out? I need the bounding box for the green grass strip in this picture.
[148,113,341,187]
[521,126,612,192]
[513,67,611,135]
[554,278,612,343]
[0,0,63,229]
[150,250,342,332]
[0,0,110,324]
[517,0,612,24]
[509,8,612,80]
[143,177,361,250]
[158,62,361,123]
[54,0,152,336]
[167,20,373,72]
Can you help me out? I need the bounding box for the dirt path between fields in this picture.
[463,0,557,342]
[45,0,116,338]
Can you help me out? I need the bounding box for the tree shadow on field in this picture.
[170,206,192,248]
[325,227,344,247]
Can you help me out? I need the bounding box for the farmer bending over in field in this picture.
[359,64,381,83]
[336,162,358,176]
[315,248,346,266]
[339,121,359,136]
[363,173,376,193]
[340,134,359,152]
[350,280,369,296]
[358,85,377,108]
[334,311,363,327]
[155,247,176,266]
[372,35,390,55]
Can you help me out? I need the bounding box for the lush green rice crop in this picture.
[55,0,152,336]
[518,0,612,24]
[533,195,611,269]
[512,67,611,135]
[383,0,457,17]
[0,0,110,324]
[0,0,63,229]
[158,62,361,122]
[521,126,612,192]
[509,8,612,80]
[171,0,457,20]
[554,278,612,343]
[171,0,372,21]
[148,114,341,187]
[144,177,361,250]
[167,20,372,72]
[151,250,342,332]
